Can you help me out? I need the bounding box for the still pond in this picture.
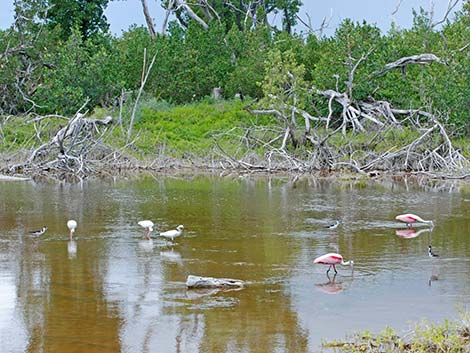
[1,174,469,352]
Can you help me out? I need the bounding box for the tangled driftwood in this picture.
[213,53,469,177]
[6,106,120,178]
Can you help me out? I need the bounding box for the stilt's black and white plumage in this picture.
[29,227,48,236]
[325,221,340,229]
[428,245,439,258]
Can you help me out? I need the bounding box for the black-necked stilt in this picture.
[325,220,340,229]
[138,220,154,240]
[29,226,48,236]
[160,225,184,241]
[428,245,439,258]
[67,220,77,240]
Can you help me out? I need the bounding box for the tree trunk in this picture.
[140,0,156,40]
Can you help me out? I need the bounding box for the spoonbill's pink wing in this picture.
[396,214,418,223]
[313,253,343,265]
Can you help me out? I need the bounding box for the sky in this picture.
[0,0,462,36]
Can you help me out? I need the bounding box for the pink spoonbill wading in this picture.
[67,220,77,240]
[395,213,434,228]
[314,253,354,275]
[138,220,154,240]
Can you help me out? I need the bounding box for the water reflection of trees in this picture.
[15,238,122,353]
[184,288,309,353]
[3,175,470,353]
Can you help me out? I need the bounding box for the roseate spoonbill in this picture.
[395,213,434,228]
[29,226,48,236]
[428,245,439,258]
[313,253,354,274]
[138,220,154,240]
[160,225,184,241]
[325,220,340,229]
[67,220,77,240]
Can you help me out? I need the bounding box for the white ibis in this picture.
[29,226,48,236]
[67,220,77,240]
[325,220,340,229]
[160,225,184,241]
[314,253,354,274]
[138,220,154,240]
[395,213,434,228]
[428,245,439,258]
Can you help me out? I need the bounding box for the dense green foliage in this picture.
[1,0,469,133]
[45,0,110,40]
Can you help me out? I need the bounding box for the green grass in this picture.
[2,99,469,171]
[322,315,470,352]
[118,98,275,158]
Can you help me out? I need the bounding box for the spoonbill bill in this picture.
[395,213,434,228]
[428,245,439,258]
[29,226,48,236]
[160,225,184,241]
[138,220,154,240]
[325,220,340,229]
[313,253,354,274]
[67,220,77,240]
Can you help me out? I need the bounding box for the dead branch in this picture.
[174,0,209,30]
[128,48,157,139]
[373,54,443,76]
[162,0,175,33]
[140,0,156,40]
[431,0,460,28]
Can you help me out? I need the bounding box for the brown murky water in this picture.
[1,175,470,353]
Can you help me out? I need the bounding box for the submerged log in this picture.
[186,275,245,289]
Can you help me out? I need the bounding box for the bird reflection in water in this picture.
[67,240,77,259]
[395,228,431,239]
[138,239,154,252]
[427,244,440,286]
[160,248,183,265]
[315,273,343,295]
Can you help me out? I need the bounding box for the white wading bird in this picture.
[138,220,154,240]
[160,225,184,241]
[67,220,77,240]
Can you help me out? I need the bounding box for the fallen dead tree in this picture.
[213,52,469,177]
[3,106,138,178]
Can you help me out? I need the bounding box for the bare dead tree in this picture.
[5,98,119,178]
[162,0,175,33]
[212,49,469,176]
[140,0,156,39]
[431,0,461,28]
[128,48,158,139]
